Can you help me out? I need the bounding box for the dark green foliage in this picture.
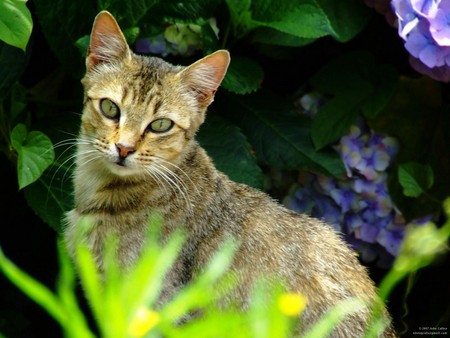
[310,51,398,150]
[219,91,345,177]
[368,76,450,220]
[0,0,447,231]
[197,114,265,189]
[0,1,450,336]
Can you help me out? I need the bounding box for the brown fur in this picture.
[65,11,397,337]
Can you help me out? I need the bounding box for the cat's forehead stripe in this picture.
[121,86,130,103]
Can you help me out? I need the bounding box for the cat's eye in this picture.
[100,98,120,119]
[147,118,174,133]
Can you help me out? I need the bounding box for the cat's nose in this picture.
[115,143,136,158]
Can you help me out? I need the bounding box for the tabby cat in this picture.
[65,10,397,337]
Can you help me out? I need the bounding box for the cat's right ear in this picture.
[86,11,131,71]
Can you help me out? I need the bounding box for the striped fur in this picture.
[65,11,397,337]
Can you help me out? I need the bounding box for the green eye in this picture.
[148,118,174,133]
[100,98,120,119]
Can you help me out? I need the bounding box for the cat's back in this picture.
[222,180,374,289]
[201,177,393,336]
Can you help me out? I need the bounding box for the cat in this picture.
[64,10,397,337]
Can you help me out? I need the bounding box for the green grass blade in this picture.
[56,240,95,338]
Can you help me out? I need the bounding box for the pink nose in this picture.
[115,143,135,158]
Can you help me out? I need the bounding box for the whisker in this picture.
[143,167,170,198]
[47,139,81,198]
[153,161,191,198]
[152,156,199,194]
[151,163,193,213]
[50,137,96,186]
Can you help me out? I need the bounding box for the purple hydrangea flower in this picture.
[284,103,434,266]
[335,125,365,177]
[429,1,450,45]
[329,186,356,213]
[358,223,381,243]
[392,0,450,82]
[404,21,450,68]
[334,122,397,181]
[135,35,168,56]
[285,181,343,231]
[377,223,405,256]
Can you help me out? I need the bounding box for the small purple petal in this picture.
[330,188,355,213]
[411,0,439,17]
[405,28,431,58]
[377,225,405,256]
[373,150,390,171]
[419,43,449,67]
[359,223,380,243]
[392,0,419,39]
[135,36,168,56]
[429,7,450,46]
[345,213,363,231]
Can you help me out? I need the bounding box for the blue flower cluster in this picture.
[392,0,450,82]
[135,19,219,57]
[366,0,450,82]
[286,93,431,267]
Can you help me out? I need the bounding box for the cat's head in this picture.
[79,11,229,177]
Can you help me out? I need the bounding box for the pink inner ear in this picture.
[200,51,231,91]
[182,50,230,107]
[86,11,129,70]
[183,50,230,96]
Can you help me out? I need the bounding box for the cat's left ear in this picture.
[180,50,230,109]
[86,11,131,71]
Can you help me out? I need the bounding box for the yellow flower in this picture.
[278,293,307,317]
[128,307,160,337]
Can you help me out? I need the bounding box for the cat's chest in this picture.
[74,169,159,212]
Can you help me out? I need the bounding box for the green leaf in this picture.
[75,35,90,58]
[252,27,316,47]
[200,22,221,55]
[100,0,159,27]
[310,87,369,150]
[197,114,265,189]
[224,0,252,37]
[309,51,398,149]
[219,91,345,177]
[398,162,434,198]
[361,64,398,119]
[11,124,55,190]
[370,76,447,220]
[251,0,333,39]
[150,0,223,24]
[310,51,374,95]
[222,56,264,95]
[0,0,32,51]
[225,0,370,42]
[315,0,371,42]
[24,163,74,233]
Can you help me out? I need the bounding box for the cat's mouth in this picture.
[115,158,126,166]
[106,157,143,177]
